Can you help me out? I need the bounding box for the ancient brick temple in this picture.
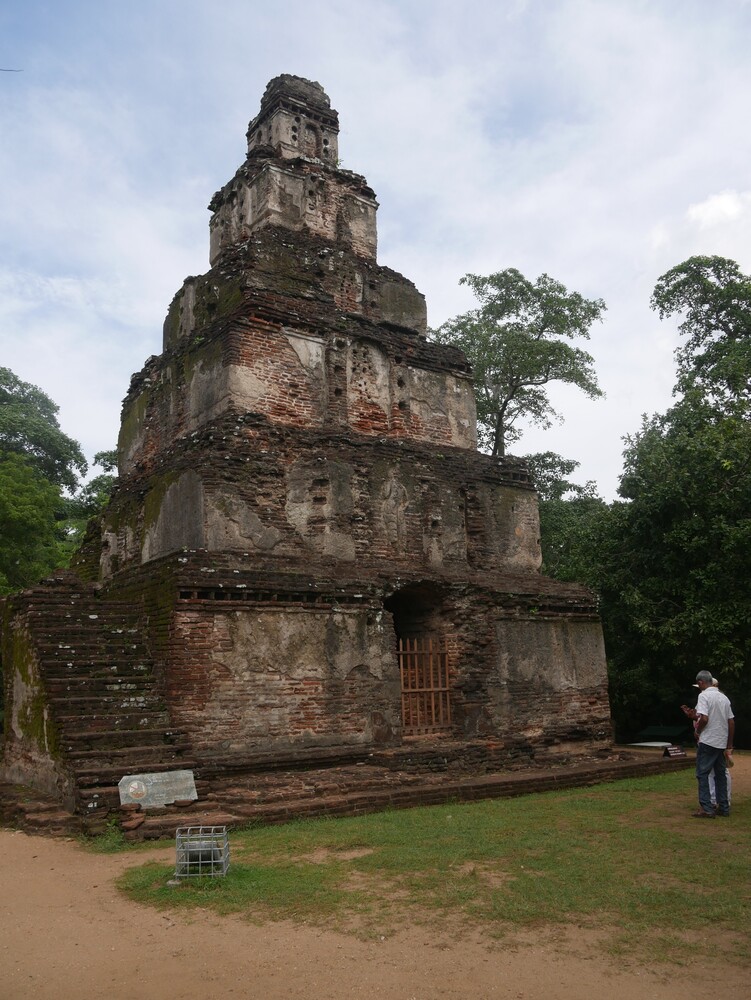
[1,76,611,825]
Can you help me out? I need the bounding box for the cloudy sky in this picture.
[2,0,750,499]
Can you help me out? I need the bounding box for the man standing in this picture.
[692,669,734,818]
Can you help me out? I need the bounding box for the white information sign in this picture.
[118,769,197,808]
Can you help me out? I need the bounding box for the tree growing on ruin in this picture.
[431,269,606,456]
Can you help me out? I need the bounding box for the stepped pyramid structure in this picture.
[1,76,611,828]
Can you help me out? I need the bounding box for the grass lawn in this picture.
[116,768,751,965]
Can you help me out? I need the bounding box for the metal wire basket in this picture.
[175,825,229,879]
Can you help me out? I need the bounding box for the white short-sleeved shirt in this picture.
[696,686,734,749]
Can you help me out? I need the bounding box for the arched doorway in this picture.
[384,582,453,735]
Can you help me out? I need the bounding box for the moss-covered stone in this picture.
[163,288,184,348]
[191,272,245,330]
[118,390,148,459]
[181,336,224,387]
[102,494,140,537]
[143,470,182,534]
[7,625,58,756]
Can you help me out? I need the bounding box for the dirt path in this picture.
[2,758,748,1000]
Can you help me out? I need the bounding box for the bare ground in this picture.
[2,757,748,1000]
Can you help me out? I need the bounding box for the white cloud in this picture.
[687,190,751,230]
[2,0,751,499]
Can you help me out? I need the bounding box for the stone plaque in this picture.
[118,769,197,808]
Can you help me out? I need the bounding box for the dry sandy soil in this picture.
[2,758,748,1000]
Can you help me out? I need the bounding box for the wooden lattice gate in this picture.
[398,635,452,735]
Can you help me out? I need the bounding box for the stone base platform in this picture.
[0,744,692,841]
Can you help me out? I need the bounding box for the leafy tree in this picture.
[525,259,751,744]
[651,255,751,410]
[67,449,117,518]
[525,452,610,585]
[432,270,605,456]
[61,450,118,555]
[618,404,750,670]
[0,367,86,490]
[599,256,751,744]
[0,453,66,593]
[0,369,89,594]
[524,451,596,502]
[92,448,117,473]
[599,400,751,742]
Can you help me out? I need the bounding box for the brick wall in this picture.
[93,555,609,762]
[104,411,539,576]
[164,604,401,759]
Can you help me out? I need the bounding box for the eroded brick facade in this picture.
[1,76,612,818]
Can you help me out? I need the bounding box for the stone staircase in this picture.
[0,782,85,836]
[16,582,195,827]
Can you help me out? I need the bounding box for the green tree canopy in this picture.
[0,368,91,594]
[61,449,119,557]
[526,258,751,743]
[0,453,66,593]
[594,256,751,742]
[615,401,750,675]
[612,255,751,681]
[432,269,605,456]
[0,367,87,491]
[525,451,610,586]
[524,451,597,502]
[651,255,751,410]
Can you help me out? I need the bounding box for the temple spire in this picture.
[246,75,339,164]
[208,74,376,265]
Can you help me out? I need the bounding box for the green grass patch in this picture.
[122,859,354,920]
[117,769,751,963]
[83,817,132,854]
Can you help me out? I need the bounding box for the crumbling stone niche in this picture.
[384,581,448,640]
